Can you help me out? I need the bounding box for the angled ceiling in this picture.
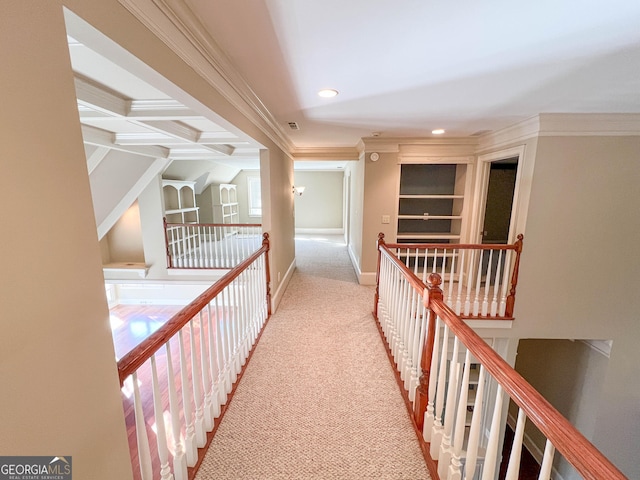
[68,35,265,184]
[183,0,640,146]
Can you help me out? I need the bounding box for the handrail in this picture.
[376,239,627,480]
[163,218,263,269]
[377,233,524,318]
[165,222,262,228]
[117,233,270,386]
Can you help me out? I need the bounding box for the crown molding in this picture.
[291,147,360,161]
[537,113,640,136]
[118,0,294,154]
[478,113,640,152]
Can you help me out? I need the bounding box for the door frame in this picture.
[469,145,526,244]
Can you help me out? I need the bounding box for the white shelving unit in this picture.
[397,163,470,244]
[213,184,239,226]
[162,180,199,224]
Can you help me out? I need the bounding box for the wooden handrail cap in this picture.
[427,272,442,287]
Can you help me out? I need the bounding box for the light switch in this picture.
[382,215,390,224]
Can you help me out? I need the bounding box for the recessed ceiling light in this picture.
[432,129,445,135]
[318,88,339,98]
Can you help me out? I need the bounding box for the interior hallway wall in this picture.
[294,170,344,230]
[0,1,133,477]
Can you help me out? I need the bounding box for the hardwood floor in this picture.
[110,305,184,360]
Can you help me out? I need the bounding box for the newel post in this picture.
[262,233,272,316]
[414,273,443,430]
[163,217,173,268]
[505,234,524,318]
[373,233,385,317]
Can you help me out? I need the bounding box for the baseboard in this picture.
[295,228,344,235]
[506,413,566,480]
[271,257,296,313]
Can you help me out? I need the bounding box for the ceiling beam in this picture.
[81,125,169,158]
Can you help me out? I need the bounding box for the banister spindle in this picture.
[448,349,472,480]
[491,250,504,316]
[437,337,461,479]
[189,319,206,447]
[178,330,197,466]
[473,250,483,315]
[538,440,556,480]
[199,310,214,431]
[481,385,505,480]
[455,249,465,315]
[505,408,527,480]
[150,354,172,480]
[423,314,440,441]
[131,371,153,480]
[165,341,188,480]
[430,323,449,459]
[464,365,486,480]
[464,249,475,316]
[481,249,493,316]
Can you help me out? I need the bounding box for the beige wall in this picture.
[105,201,145,263]
[510,136,640,478]
[0,1,132,477]
[294,171,344,230]
[512,339,609,479]
[361,152,399,276]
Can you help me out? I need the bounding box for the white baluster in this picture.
[499,251,513,316]
[538,440,556,480]
[430,324,449,459]
[455,249,465,315]
[131,372,153,480]
[464,249,475,315]
[178,330,197,466]
[464,366,486,480]
[491,250,504,316]
[482,250,493,316]
[189,319,206,447]
[448,350,471,480]
[447,248,456,309]
[423,314,440,442]
[473,250,483,315]
[440,248,448,303]
[438,338,461,479]
[150,355,173,480]
[505,408,527,480]
[164,341,187,480]
[481,385,505,480]
[199,311,214,431]
[206,303,222,418]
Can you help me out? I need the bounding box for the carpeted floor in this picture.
[195,235,430,479]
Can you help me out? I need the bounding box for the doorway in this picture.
[481,157,518,244]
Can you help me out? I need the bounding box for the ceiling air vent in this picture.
[288,121,300,130]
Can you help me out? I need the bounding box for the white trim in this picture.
[358,272,377,286]
[469,145,526,244]
[117,0,293,156]
[295,228,344,235]
[271,257,296,313]
[97,157,170,240]
[579,339,613,358]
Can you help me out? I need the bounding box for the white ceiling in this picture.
[185,0,640,145]
[69,0,640,178]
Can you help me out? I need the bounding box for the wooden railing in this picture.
[164,219,262,269]
[118,233,271,480]
[375,235,627,480]
[377,234,523,320]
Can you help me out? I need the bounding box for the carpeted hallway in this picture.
[195,235,430,479]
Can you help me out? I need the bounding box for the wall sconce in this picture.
[292,185,306,196]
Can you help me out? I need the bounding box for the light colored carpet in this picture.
[195,235,430,479]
